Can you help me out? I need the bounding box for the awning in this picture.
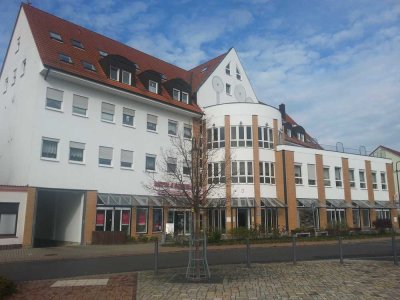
[375,201,396,209]
[231,197,255,207]
[326,199,352,208]
[206,198,226,207]
[97,194,181,207]
[261,198,286,208]
[352,200,375,209]
[297,198,326,208]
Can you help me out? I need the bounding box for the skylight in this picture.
[71,39,84,49]
[59,53,72,64]
[99,50,108,57]
[82,61,96,72]
[50,32,63,42]
[201,66,208,73]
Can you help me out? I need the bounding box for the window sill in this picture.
[99,164,113,168]
[41,157,59,162]
[0,235,17,239]
[69,160,85,165]
[123,124,136,129]
[45,107,63,113]
[101,119,115,124]
[145,170,157,173]
[121,167,134,171]
[147,130,158,134]
[168,134,178,138]
[72,113,88,118]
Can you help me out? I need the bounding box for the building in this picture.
[0,4,397,248]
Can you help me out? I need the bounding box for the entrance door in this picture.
[105,210,113,231]
[175,212,185,235]
[237,208,249,228]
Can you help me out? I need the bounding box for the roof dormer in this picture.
[99,54,137,86]
[138,70,165,95]
[163,77,192,104]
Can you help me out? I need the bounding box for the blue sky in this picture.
[1,0,399,151]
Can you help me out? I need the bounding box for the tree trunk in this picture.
[194,207,201,280]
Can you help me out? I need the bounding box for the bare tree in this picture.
[145,118,226,280]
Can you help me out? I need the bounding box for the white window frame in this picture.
[236,66,241,80]
[145,154,156,172]
[167,157,177,174]
[136,207,148,233]
[258,126,274,149]
[294,164,303,185]
[381,172,387,190]
[307,164,316,186]
[259,161,275,184]
[101,102,115,123]
[149,80,158,93]
[323,166,331,187]
[110,66,119,81]
[72,94,88,117]
[372,171,378,189]
[41,137,59,161]
[122,107,135,127]
[231,125,252,147]
[208,162,226,184]
[207,127,225,149]
[231,161,253,184]
[16,36,20,53]
[46,87,64,111]
[69,141,85,164]
[168,120,178,136]
[226,83,231,95]
[120,149,134,170]
[172,88,180,101]
[0,203,19,236]
[182,92,189,104]
[184,124,192,139]
[335,167,342,187]
[359,170,366,189]
[98,146,113,167]
[82,61,96,72]
[349,169,356,188]
[121,70,131,85]
[147,114,158,132]
[49,31,63,42]
[59,53,73,64]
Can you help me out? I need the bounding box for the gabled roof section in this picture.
[371,145,400,157]
[190,51,228,93]
[22,4,202,114]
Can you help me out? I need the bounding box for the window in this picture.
[297,132,305,142]
[168,120,178,136]
[323,167,331,187]
[122,70,131,85]
[101,102,115,122]
[71,39,84,49]
[21,59,26,77]
[226,83,231,95]
[184,124,192,139]
[172,88,180,101]
[258,127,274,149]
[207,127,225,149]
[231,125,252,147]
[136,208,148,233]
[96,208,130,232]
[99,146,113,166]
[46,87,63,110]
[236,67,241,80]
[167,157,177,173]
[182,92,189,104]
[225,63,231,75]
[286,128,292,137]
[82,61,96,72]
[49,31,63,42]
[16,36,20,53]
[335,167,342,187]
[208,162,226,184]
[259,162,275,184]
[41,138,59,160]
[153,208,163,232]
[147,114,158,131]
[183,160,191,175]
[372,171,378,189]
[99,50,108,57]
[146,154,156,171]
[110,66,119,81]
[123,108,135,126]
[231,161,253,184]
[307,164,316,186]
[359,170,366,189]
[59,53,73,64]
[121,150,133,169]
[72,94,88,116]
[294,164,303,184]
[349,169,355,188]
[69,142,85,163]
[12,69,16,85]
[3,78,8,93]
[149,80,158,93]
[0,203,19,236]
[381,172,387,190]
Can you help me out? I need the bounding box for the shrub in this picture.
[229,227,258,239]
[127,236,137,243]
[208,230,222,243]
[373,219,392,233]
[137,235,149,243]
[0,276,17,299]
[149,236,158,242]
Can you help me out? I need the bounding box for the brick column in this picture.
[22,187,36,247]
[148,207,153,235]
[274,119,287,230]
[252,115,261,227]
[224,115,232,231]
[316,154,327,229]
[342,158,353,228]
[284,151,297,231]
[83,190,97,245]
[365,161,376,224]
[131,207,137,237]
[386,163,398,229]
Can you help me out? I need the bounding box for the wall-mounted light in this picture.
[239,121,243,126]
[265,122,268,127]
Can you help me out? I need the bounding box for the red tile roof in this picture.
[22,4,216,115]
[283,113,322,149]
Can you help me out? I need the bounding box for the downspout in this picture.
[282,150,289,231]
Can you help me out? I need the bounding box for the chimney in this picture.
[279,103,286,117]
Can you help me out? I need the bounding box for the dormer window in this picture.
[226,83,231,95]
[236,67,242,80]
[149,80,158,93]
[182,92,189,104]
[225,63,231,75]
[99,50,108,58]
[50,32,63,42]
[286,129,291,137]
[122,70,131,85]
[172,88,180,101]
[82,61,96,72]
[71,39,84,49]
[59,53,73,64]
[110,66,119,81]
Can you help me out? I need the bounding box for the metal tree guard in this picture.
[186,231,211,280]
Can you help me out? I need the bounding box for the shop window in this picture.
[153,208,163,232]
[136,208,148,233]
[208,209,225,233]
[0,203,19,236]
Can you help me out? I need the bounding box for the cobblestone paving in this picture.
[137,260,400,299]
[10,273,137,299]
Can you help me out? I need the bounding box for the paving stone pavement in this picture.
[137,260,400,299]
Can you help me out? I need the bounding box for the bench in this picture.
[315,231,328,237]
[295,232,311,237]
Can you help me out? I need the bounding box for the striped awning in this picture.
[352,200,375,208]
[326,199,352,208]
[375,201,396,209]
[261,198,286,208]
[231,197,255,207]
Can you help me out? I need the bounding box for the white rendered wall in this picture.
[293,152,318,199]
[197,48,259,108]
[0,191,27,246]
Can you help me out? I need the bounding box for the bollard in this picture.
[154,237,159,275]
[246,238,251,268]
[338,236,343,264]
[392,235,398,266]
[292,235,297,265]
